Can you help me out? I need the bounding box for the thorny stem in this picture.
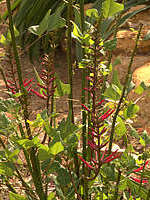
[113,169,121,200]
[67,0,80,195]
[108,23,143,154]
[68,166,83,200]
[67,0,74,123]
[101,14,121,95]
[6,0,46,199]
[6,0,23,87]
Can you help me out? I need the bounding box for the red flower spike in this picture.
[23,78,28,84]
[7,80,15,85]
[78,155,94,169]
[88,140,97,150]
[133,160,149,173]
[81,104,91,112]
[30,89,46,99]
[103,154,120,163]
[101,149,107,161]
[37,83,47,90]
[130,177,148,184]
[7,85,15,90]
[23,78,33,87]
[96,100,104,107]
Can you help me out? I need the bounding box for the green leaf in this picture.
[104,85,120,100]
[17,139,34,150]
[115,116,126,138]
[55,75,70,97]
[57,168,71,186]
[48,192,55,200]
[71,21,83,41]
[112,70,123,90]
[29,4,66,36]
[9,192,27,200]
[86,8,99,18]
[49,141,64,155]
[0,162,14,176]
[103,38,117,51]
[13,92,23,98]
[134,82,147,95]
[38,144,50,161]
[124,103,139,119]
[103,0,124,18]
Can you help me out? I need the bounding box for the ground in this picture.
[0,3,150,199]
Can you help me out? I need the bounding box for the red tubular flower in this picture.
[96,99,104,107]
[130,177,148,184]
[133,160,149,173]
[37,83,47,90]
[99,109,115,121]
[78,155,94,169]
[7,78,33,94]
[30,89,46,99]
[81,104,91,112]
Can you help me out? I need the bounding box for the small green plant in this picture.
[0,0,150,199]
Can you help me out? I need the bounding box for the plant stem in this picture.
[79,0,89,198]
[67,0,74,123]
[66,0,80,196]
[6,0,23,88]
[6,1,46,198]
[113,169,121,200]
[108,23,143,154]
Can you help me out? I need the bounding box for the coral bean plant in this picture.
[0,0,150,200]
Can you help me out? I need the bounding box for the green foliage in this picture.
[9,192,27,200]
[102,0,124,18]
[28,3,66,36]
[0,0,150,199]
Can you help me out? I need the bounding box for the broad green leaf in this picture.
[49,141,64,155]
[124,103,139,119]
[134,85,144,95]
[134,81,147,95]
[55,75,70,97]
[103,0,124,18]
[38,145,50,161]
[86,8,99,18]
[9,192,27,200]
[71,21,83,41]
[17,139,34,149]
[29,4,66,36]
[104,85,120,100]
[115,116,126,137]
[48,192,55,200]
